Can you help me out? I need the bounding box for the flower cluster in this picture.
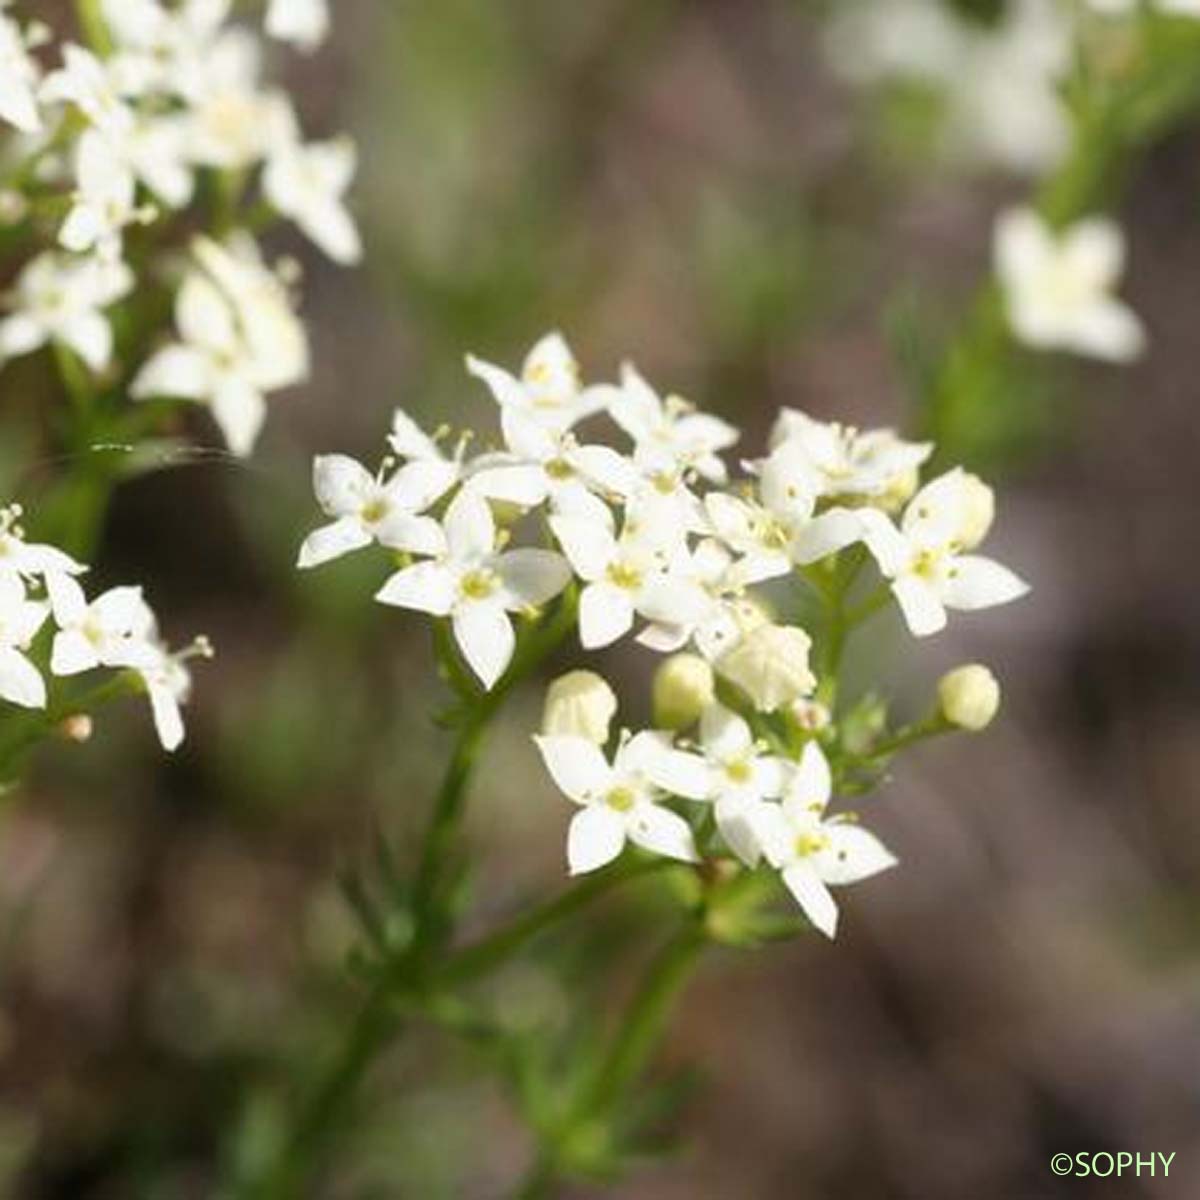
[299,333,1029,937]
[0,504,209,751]
[0,0,353,456]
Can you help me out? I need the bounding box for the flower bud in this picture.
[57,714,93,743]
[717,624,815,713]
[541,670,617,744]
[937,664,1000,731]
[955,472,994,550]
[788,698,831,733]
[652,654,715,731]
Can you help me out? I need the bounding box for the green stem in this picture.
[862,713,950,761]
[580,922,705,1116]
[440,858,670,988]
[74,0,113,55]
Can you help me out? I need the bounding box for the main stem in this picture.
[243,592,578,1199]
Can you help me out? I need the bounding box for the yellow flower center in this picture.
[724,757,753,785]
[360,497,390,525]
[545,457,574,480]
[606,561,642,591]
[460,569,498,600]
[795,831,829,858]
[606,786,636,813]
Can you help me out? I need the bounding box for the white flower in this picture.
[466,332,604,433]
[132,237,309,456]
[767,409,932,502]
[0,505,85,581]
[0,11,41,133]
[468,408,635,526]
[296,453,455,568]
[534,731,709,874]
[995,208,1146,362]
[696,704,787,867]
[375,490,571,688]
[705,445,865,585]
[100,0,226,101]
[0,253,133,372]
[266,0,330,51]
[59,130,144,261]
[716,623,816,713]
[754,742,897,938]
[264,133,361,264]
[0,573,49,709]
[185,28,293,169]
[41,44,134,137]
[549,510,711,650]
[859,468,1029,637]
[606,363,738,483]
[46,573,157,676]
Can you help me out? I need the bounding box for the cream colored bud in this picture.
[57,714,93,743]
[788,698,831,733]
[955,473,995,550]
[937,664,1000,731]
[652,654,715,731]
[541,670,617,744]
[717,624,815,713]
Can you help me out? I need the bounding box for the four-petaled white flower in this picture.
[376,490,571,688]
[46,573,157,677]
[754,741,897,939]
[606,363,738,484]
[0,10,42,133]
[469,409,635,526]
[550,510,711,650]
[297,453,455,568]
[466,332,603,433]
[535,731,709,874]
[995,207,1145,362]
[696,704,787,867]
[264,133,361,264]
[0,253,133,372]
[0,573,49,709]
[135,639,195,752]
[0,507,85,581]
[266,0,330,51]
[132,237,309,456]
[859,468,1029,637]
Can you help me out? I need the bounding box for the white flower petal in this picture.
[627,803,699,863]
[0,647,45,709]
[312,454,372,517]
[452,599,514,688]
[942,555,1030,611]
[782,862,839,939]
[534,734,612,803]
[297,516,372,569]
[817,824,898,886]
[496,549,571,610]
[891,575,947,637]
[579,581,634,649]
[374,562,456,615]
[566,805,627,875]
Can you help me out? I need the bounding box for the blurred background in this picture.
[3,1,1200,1196]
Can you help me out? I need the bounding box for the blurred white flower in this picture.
[135,634,209,752]
[266,0,330,51]
[606,363,738,484]
[767,409,932,502]
[296,453,455,568]
[534,731,709,874]
[264,133,361,264]
[59,131,146,261]
[375,490,571,688]
[859,468,1029,637]
[754,742,897,938]
[0,573,49,709]
[995,207,1146,361]
[41,43,134,137]
[0,252,133,372]
[0,10,42,133]
[132,236,309,455]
